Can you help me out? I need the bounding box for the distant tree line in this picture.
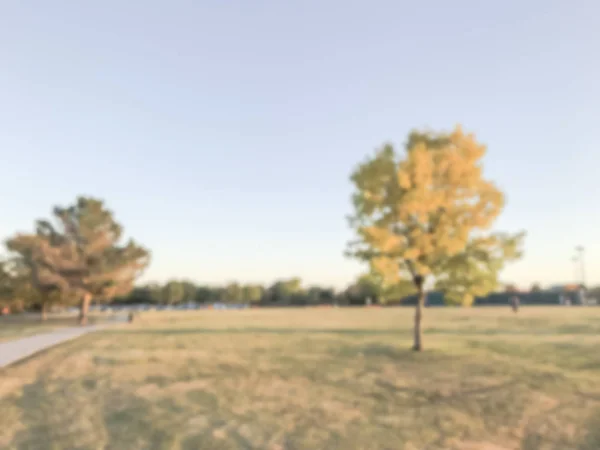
[114,270,437,307]
[116,278,338,306]
[114,278,595,308]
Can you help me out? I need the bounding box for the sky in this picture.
[1,1,598,290]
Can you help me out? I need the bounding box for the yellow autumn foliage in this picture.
[348,126,523,306]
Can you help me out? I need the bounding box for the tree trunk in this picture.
[79,293,91,326]
[413,278,425,352]
[41,301,48,321]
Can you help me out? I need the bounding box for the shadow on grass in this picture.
[12,377,230,450]
[103,328,404,336]
[468,340,600,373]
[426,325,600,336]
[575,407,600,450]
[334,343,446,360]
[104,325,600,339]
[331,343,525,410]
[519,402,600,450]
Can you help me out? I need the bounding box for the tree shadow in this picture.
[12,377,203,450]
[575,408,600,450]
[13,378,111,450]
[519,396,600,450]
[427,326,599,336]
[468,339,600,373]
[104,328,402,337]
[333,342,448,362]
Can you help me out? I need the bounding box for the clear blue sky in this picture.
[1,1,598,289]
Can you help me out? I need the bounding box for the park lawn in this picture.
[1,308,600,449]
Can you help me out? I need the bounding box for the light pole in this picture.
[575,246,586,287]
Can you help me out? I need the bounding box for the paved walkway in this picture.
[0,318,124,368]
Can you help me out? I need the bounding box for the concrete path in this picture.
[0,317,125,368]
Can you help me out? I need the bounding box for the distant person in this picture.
[510,295,520,313]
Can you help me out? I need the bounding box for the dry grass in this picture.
[1,307,600,449]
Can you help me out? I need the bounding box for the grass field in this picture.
[1,307,600,449]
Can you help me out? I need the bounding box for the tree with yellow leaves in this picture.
[347,126,524,351]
